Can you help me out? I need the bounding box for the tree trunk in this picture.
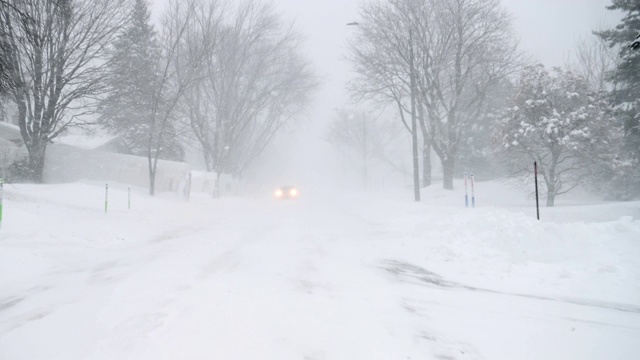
[214,171,221,198]
[17,97,47,183]
[546,155,558,207]
[422,138,431,187]
[362,150,368,190]
[546,192,555,207]
[148,156,156,196]
[416,100,431,187]
[442,156,455,190]
[27,140,47,183]
[203,146,214,172]
[362,159,368,190]
[546,182,556,207]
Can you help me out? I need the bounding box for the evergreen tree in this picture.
[595,0,640,198]
[457,79,514,180]
[100,0,184,161]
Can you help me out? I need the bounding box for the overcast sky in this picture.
[150,0,621,118]
[263,0,621,119]
[149,0,623,179]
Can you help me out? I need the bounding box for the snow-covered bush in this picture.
[493,64,621,206]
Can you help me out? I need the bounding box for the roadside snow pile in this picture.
[402,207,639,304]
[353,181,640,305]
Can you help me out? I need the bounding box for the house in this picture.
[0,121,25,179]
[0,122,190,193]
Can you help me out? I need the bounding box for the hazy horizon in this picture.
[145,0,623,191]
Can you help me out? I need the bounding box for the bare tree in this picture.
[175,0,225,173]
[179,0,315,196]
[570,31,620,92]
[349,0,519,190]
[143,0,213,195]
[0,0,128,182]
[414,0,519,189]
[0,0,28,100]
[347,2,426,186]
[326,107,407,189]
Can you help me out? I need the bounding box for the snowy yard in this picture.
[1,181,639,359]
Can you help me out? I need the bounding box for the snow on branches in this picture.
[494,64,620,206]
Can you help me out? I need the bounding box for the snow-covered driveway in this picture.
[1,183,639,359]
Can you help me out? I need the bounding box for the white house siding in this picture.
[189,171,235,196]
[43,144,190,193]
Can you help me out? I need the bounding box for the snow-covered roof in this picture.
[0,121,22,142]
[54,134,120,150]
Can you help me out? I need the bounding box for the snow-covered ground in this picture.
[1,180,639,359]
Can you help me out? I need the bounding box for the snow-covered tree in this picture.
[595,0,640,198]
[100,0,183,161]
[494,64,620,206]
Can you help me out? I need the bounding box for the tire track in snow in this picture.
[381,259,640,314]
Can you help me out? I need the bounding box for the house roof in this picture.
[54,134,120,150]
[0,121,22,143]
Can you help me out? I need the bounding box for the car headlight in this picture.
[289,188,298,197]
[275,189,283,197]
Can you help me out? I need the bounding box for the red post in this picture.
[471,173,475,208]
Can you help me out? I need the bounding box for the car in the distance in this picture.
[274,186,299,200]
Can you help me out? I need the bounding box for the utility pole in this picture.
[362,112,368,190]
[347,22,420,201]
[409,29,420,201]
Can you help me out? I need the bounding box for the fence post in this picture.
[534,162,540,220]
[186,172,192,202]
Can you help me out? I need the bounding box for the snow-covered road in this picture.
[1,183,639,359]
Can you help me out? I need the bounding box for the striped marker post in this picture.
[471,173,475,208]
[464,173,469,208]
